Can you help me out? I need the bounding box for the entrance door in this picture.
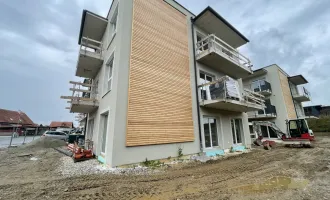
[203,117,219,148]
[231,119,243,144]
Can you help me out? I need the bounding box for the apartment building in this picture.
[243,64,311,138]
[62,0,265,167]
[304,105,330,118]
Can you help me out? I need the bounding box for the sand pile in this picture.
[20,137,66,149]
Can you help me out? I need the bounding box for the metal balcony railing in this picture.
[199,76,265,108]
[80,37,103,59]
[251,80,272,93]
[196,34,252,72]
[293,86,311,99]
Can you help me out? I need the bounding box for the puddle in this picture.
[234,176,309,193]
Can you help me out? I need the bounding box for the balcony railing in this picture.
[80,37,103,59]
[61,80,99,113]
[292,86,311,102]
[196,34,252,73]
[199,76,265,111]
[251,80,272,95]
[249,103,277,119]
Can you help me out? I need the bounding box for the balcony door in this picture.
[199,72,214,100]
[231,119,243,144]
[203,117,219,148]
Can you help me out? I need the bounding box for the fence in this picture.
[0,127,49,148]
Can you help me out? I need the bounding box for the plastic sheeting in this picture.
[209,76,241,100]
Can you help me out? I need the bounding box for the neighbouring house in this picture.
[304,105,330,118]
[61,0,265,167]
[243,64,311,139]
[0,108,36,136]
[49,121,74,130]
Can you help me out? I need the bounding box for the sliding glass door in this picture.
[231,119,243,144]
[203,117,219,148]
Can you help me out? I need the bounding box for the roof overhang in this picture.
[78,10,108,45]
[193,7,249,48]
[288,75,308,85]
[243,68,268,80]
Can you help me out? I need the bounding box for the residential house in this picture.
[0,109,35,136]
[243,64,311,139]
[49,121,74,130]
[61,0,265,167]
[304,105,330,118]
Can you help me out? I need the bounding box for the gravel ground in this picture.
[56,156,159,177]
[0,136,329,200]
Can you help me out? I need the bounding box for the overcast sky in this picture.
[0,0,329,125]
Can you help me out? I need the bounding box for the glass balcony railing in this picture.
[251,80,272,94]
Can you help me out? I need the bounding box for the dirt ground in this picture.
[0,136,330,200]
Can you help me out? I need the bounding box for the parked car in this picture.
[56,128,73,135]
[42,131,68,141]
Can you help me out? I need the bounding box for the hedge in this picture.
[307,116,330,132]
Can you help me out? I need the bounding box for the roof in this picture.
[0,109,34,125]
[49,121,74,128]
[288,75,308,85]
[78,10,108,45]
[193,6,249,43]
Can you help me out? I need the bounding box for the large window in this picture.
[231,119,243,144]
[104,54,114,94]
[199,72,214,100]
[203,117,219,148]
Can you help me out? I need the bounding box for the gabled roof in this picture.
[0,109,34,125]
[49,121,74,128]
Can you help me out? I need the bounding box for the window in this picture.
[101,113,109,153]
[87,119,94,140]
[203,117,219,148]
[231,119,243,144]
[110,6,118,36]
[196,32,208,51]
[199,72,214,100]
[104,54,114,94]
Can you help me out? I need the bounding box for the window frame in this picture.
[199,71,215,101]
[103,52,115,97]
[231,118,243,145]
[202,116,220,149]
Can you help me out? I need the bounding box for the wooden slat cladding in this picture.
[278,70,297,119]
[126,0,194,146]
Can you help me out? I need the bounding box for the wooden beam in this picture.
[60,96,97,102]
[69,88,92,93]
[69,81,93,87]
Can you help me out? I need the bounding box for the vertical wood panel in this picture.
[126,0,194,146]
[278,70,297,119]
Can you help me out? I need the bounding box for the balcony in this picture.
[292,87,311,102]
[249,104,277,119]
[251,80,272,96]
[196,34,253,79]
[199,76,265,112]
[75,37,104,79]
[61,81,99,113]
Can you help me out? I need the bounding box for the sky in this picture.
[0,0,329,125]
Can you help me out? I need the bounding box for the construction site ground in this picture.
[0,134,330,200]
